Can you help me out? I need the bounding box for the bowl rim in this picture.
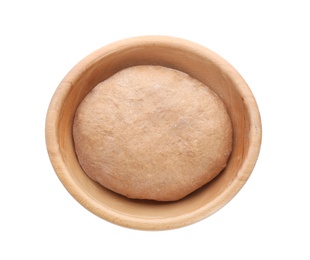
[45,35,262,230]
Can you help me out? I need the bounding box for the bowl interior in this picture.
[47,37,260,230]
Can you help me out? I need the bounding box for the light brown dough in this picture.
[73,65,232,201]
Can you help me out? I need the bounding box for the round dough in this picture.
[73,65,232,201]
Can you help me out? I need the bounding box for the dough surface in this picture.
[73,65,232,201]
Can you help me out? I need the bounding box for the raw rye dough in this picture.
[73,65,232,201]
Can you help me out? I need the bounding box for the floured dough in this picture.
[73,65,232,201]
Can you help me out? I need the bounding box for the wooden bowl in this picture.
[45,36,262,230]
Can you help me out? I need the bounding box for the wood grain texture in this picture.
[45,36,262,230]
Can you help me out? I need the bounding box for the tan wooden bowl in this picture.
[45,36,262,230]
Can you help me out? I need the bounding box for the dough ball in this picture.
[73,65,232,201]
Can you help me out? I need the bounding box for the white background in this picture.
[1,0,309,259]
